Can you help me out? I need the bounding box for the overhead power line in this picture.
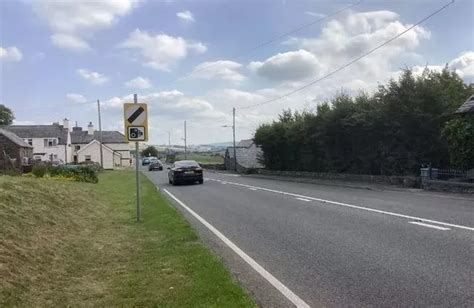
[180,0,362,80]
[237,0,455,110]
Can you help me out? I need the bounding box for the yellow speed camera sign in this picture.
[124,103,148,142]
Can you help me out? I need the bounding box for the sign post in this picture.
[124,94,148,222]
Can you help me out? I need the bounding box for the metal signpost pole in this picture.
[97,99,104,168]
[233,107,237,172]
[134,94,141,222]
[184,120,187,160]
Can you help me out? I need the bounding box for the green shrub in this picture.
[32,164,48,178]
[44,165,99,183]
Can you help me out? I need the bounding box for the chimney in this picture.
[87,122,94,135]
[63,118,70,131]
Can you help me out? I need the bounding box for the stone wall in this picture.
[255,169,420,188]
[421,179,474,194]
[200,163,225,170]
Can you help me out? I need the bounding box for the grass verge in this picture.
[176,153,224,164]
[0,171,254,307]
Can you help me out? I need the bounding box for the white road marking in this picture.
[248,188,258,191]
[205,178,474,232]
[409,221,451,231]
[296,197,311,202]
[163,189,310,308]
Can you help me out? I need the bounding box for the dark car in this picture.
[142,157,151,166]
[148,160,163,171]
[168,160,203,185]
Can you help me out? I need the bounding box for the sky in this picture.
[1,0,473,145]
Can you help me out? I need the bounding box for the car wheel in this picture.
[198,179,203,184]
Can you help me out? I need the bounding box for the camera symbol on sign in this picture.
[128,126,145,141]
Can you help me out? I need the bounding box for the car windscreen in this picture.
[175,161,200,168]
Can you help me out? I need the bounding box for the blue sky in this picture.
[1,0,473,145]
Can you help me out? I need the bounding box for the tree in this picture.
[0,104,14,125]
[254,67,473,175]
[442,118,474,169]
[141,146,159,157]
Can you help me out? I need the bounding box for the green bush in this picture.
[32,164,48,178]
[31,165,99,183]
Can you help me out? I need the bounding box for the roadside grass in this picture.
[176,153,224,164]
[0,171,254,307]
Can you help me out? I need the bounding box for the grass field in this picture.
[0,171,254,307]
[176,153,224,164]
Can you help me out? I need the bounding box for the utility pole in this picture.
[233,107,237,171]
[97,99,104,168]
[134,94,141,222]
[167,130,171,147]
[184,121,187,160]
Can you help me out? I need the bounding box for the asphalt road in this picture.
[144,168,474,307]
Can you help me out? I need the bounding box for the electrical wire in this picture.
[180,0,362,80]
[237,0,455,110]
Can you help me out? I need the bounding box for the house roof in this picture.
[71,130,127,144]
[3,124,68,145]
[227,144,264,169]
[237,139,254,148]
[0,128,33,148]
[455,95,474,114]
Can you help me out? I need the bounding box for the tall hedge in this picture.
[254,67,473,175]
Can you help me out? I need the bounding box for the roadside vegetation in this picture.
[0,171,254,307]
[176,152,224,164]
[255,67,473,174]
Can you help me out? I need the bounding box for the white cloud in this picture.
[407,51,474,79]
[119,29,207,71]
[249,10,430,86]
[249,50,321,81]
[102,90,226,120]
[188,60,246,82]
[77,68,108,85]
[32,0,137,51]
[51,33,90,51]
[125,77,152,89]
[66,93,87,103]
[448,51,474,78]
[305,11,326,18]
[0,46,23,61]
[177,10,195,22]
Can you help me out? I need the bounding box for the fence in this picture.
[420,168,471,182]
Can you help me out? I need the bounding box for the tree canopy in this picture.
[0,104,14,125]
[254,67,473,175]
[141,146,159,157]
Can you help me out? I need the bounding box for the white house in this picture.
[76,139,122,169]
[4,119,71,163]
[70,122,131,168]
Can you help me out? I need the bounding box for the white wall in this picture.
[106,143,131,166]
[77,141,121,169]
[28,138,68,162]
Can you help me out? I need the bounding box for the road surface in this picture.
[144,168,474,307]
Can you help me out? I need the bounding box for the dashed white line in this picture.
[296,197,311,202]
[248,188,258,191]
[409,221,451,231]
[205,178,473,232]
[163,189,310,308]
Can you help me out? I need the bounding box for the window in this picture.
[44,138,57,147]
[74,145,80,151]
[85,155,91,162]
[24,139,33,146]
